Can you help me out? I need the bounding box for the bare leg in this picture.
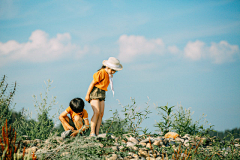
[62,116,70,131]
[73,115,83,130]
[90,99,100,135]
[95,101,105,135]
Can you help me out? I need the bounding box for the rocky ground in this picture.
[20,133,240,160]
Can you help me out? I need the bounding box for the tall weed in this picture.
[100,109,127,136]
[119,97,151,134]
[155,103,213,136]
[154,104,174,135]
[14,80,63,140]
[172,104,213,136]
[0,75,16,129]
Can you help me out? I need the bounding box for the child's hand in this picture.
[85,95,90,102]
[67,125,74,131]
[70,130,78,137]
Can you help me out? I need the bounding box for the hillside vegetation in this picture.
[1,75,239,159]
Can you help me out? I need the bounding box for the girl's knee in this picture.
[99,112,104,118]
[93,110,100,117]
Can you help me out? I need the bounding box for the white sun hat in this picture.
[102,57,123,71]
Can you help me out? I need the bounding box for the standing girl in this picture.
[85,57,123,137]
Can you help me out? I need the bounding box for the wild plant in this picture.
[0,75,16,129]
[171,104,213,136]
[154,103,174,135]
[14,80,63,140]
[100,109,127,136]
[0,119,37,160]
[155,103,213,137]
[119,97,151,134]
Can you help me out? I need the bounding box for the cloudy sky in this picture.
[1,0,240,133]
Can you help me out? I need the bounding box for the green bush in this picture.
[155,103,213,136]
[119,97,151,134]
[171,105,213,136]
[100,109,127,136]
[0,75,16,129]
[154,104,174,135]
[14,80,62,140]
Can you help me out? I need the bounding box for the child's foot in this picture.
[89,133,96,137]
[61,130,72,139]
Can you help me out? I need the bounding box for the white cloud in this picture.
[209,41,239,64]
[184,40,239,63]
[118,35,165,63]
[0,30,88,65]
[184,40,206,61]
[118,35,239,64]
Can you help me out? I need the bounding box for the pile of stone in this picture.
[20,133,240,160]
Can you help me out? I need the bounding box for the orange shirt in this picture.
[65,107,88,120]
[93,69,110,91]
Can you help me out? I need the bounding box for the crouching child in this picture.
[59,98,89,138]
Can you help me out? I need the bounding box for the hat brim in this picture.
[102,60,123,71]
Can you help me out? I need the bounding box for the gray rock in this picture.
[131,153,139,159]
[235,138,240,142]
[146,143,152,148]
[140,137,154,143]
[127,137,139,144]
[119,146,124,151]
[175,137,184,143]
[97,133,107,138]
[111,135,116,139]
[184,140,190,147]
[182,134,190,140]
[111,146,119,151]
[127,142,135,147]
[114,142,120,146]
[183,134,190,138]
[153,140,160,146]
[138,149,148,157]
[139,142,147,146]
[110,154,118,160]
[234,144,240,148]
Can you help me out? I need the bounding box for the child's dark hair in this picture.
[69,98,85,113]
[98,65,106,71]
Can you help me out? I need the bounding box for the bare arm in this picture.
[70,119,90,137]
[59,111,74,131]
[85,79,97,102]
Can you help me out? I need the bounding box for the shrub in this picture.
[14,80,62,140]
[119,97,151,134]
[171,105,213,136]
[154,104,174,135]
[155,103,213,136]
[0,75,16,129]
[100,109,127,136]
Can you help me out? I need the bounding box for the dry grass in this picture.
[0,119,37,160]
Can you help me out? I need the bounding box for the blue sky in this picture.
[1,0,240,133]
